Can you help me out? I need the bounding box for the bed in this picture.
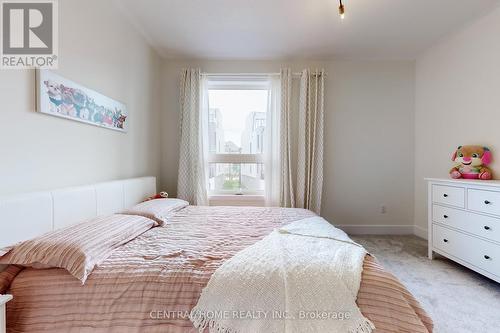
[0,177,432,333]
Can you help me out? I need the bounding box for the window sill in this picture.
[209,194,265,207]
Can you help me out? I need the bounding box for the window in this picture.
[206,78,270,196]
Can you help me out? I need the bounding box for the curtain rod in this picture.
[200,72,325,77]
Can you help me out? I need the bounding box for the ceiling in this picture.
[115,0,500,60]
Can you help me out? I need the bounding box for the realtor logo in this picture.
[1,0,58,68]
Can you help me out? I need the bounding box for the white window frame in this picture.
[206,76,270,197]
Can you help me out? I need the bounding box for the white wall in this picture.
[0,0,162,196]
[414,6,500,237]
[325,61,415,232]
[161,59,415,230]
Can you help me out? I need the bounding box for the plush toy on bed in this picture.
[450,145,493,180]
[144,191,169,201]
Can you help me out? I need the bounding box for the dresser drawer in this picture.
[432,185,465,208]
[468,189,500,216]
[432,205,500,242]
[433,224,500,278]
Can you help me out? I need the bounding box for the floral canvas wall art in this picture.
[36,70,128,132]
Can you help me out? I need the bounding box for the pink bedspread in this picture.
[0,206,432,333]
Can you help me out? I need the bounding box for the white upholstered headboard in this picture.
[0,177,156,248]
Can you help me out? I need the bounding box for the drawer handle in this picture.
[484,255,491,260]
[443,194,448,197]
[484,226,491,230]
[484,200,491,205]
[443,215,449,219]
[443,239,448,243]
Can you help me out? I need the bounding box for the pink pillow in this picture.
[0,214,155,284]
[122,198,188,226]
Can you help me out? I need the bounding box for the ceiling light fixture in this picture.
[339,0,345,19]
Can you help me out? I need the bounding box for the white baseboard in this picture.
[336,225,415,235]
[413,225,428,239]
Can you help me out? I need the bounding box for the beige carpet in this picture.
[351,235,500,333]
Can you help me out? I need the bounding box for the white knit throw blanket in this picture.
[190,216,375,333]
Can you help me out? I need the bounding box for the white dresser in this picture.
[427,178,500,283]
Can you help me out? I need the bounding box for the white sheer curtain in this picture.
[264,75,281,206]
[279,68,295,207]
[264,69,296,207]
[296,69,325,214]
[177,68,209,205]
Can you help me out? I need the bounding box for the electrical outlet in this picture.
[380,205,387,214]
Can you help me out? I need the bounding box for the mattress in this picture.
[0,206,432,332]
